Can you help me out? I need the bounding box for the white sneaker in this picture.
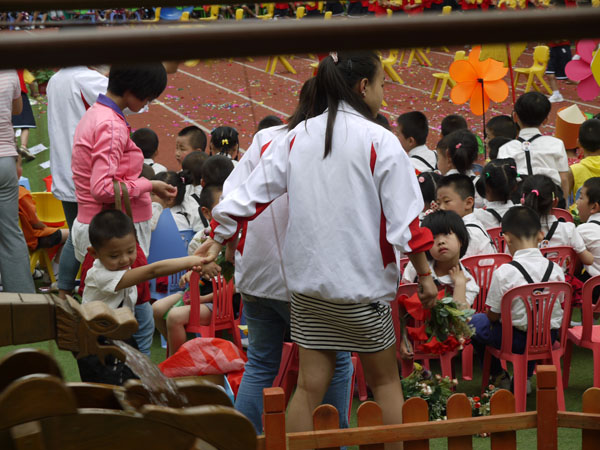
[548,92,564,103]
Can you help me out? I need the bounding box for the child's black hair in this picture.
[486,115,518,140]
[421,210,470,258]
[107,64,167,102]
[199,184,222,211]
[441,114,468,137]
[514,92,551,128]
[140,163,155,180]
[89,209,136,249]
[436,135,449,153]
[375,113,391,130]
[397,111,428,146]
[443,129,478,174]
[438,173,475,200]
[257,115,284,132]
[418,171,442,206]
[501,205,541,240]
[316,51,381,157]
[202,155,234,187]
[522,174,555,217]
[475,158,518,202]
[583,177,600,205]
[488,136,512,160]
[579,118,600,153]
[178,126,207,152]
[182,151,209,186]
[211,126,239,155]
[131,128,159,159]
[153,171,186,206]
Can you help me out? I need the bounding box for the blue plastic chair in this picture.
[148,209,188,300]
[471,163,484,176]
[18,177,31,190]
[179,229,195,251]
[160,6,193,21]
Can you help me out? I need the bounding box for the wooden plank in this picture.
[313,405,340,450]
[287,413,537,449]
[558,412,600,430]
[263,388,287,450]
[357,402,384,450]
[12,294,55,345]
[0,293,20,346]
[446,394,473,450]
[490,390,516,450]
[10,421,46,450]
[402,397,429,450]
[536,366,558,450]
[582,388,600,450]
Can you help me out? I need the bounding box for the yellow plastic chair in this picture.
[381,50,404,84]
[400,48,432,68]
[30,248,56,284]
[266,56,297,75]
[513,45,552,94]
[324,10,332,19]
[235,8,244,20]
[296,6,305,18]
[199,5,220,21]
[257,3,274,19]
[30,192,66,228]
[442,5,452,14]
[142,7,160,22]
[430,50,467,102]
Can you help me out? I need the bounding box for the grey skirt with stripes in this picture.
[290,292,396,353]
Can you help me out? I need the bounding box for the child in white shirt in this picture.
[416,171,442,221]
[522,174,593,266]
[470,206,565,387]
[436,174,497,257]
[575,177,600,278]
[187,185,222,256]
[150,171,204,232]
[397,111,437,173]
[83,209,208,311]
[474,158,518,230]
[181,150,209,227]
[132,128,167,174]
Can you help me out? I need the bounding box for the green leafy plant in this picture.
[33,69,55,84]
[401,363,457,421]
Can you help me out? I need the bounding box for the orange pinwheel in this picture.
[449,46,509,116]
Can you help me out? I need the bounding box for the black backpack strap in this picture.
[589,220,600,226]
[517,134,542,176]
[541,259,554,283]
[486,208,503,223]
[465,223,494,247]
[509,261,535,284]
[410,154,436,171]
[544,220,560,242]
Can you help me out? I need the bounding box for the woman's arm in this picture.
[12,96,23,115]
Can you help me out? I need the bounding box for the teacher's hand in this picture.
[151,180,177,200]
[418,275,438,310]
[194,237,223,265]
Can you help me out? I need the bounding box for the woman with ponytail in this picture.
[197,51,437,446]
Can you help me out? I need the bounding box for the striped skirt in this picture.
[290,292,396,353]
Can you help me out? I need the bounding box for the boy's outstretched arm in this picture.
[115,256,205,291]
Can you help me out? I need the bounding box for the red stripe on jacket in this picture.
[407,217,434,253]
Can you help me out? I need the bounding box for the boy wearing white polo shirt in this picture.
[576,177,600,280]
[397,111,437,173]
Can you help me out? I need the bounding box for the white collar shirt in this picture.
[539,214,586,253]
[473,201,514,231]
[143,158,167,174]
[462,213,497,257]
[82,259,137,311]
[577,212,600,277]
[408,145,437,173]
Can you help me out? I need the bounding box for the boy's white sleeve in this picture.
[570,226,587,254]
[556,141,569,172]
[374,133,432,255]
[465,272,480,307]
[211,132,290,244]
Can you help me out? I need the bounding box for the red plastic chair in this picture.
[392,283,459,379]
[187,272,243,351]
[399,257,410,276]
[552,208,574,223]
[539,246,578,277]
[480,281,572,412]
[460,253,512,380]
[486,227,507,254]
[563,275,600,388]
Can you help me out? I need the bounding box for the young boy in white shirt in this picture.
[436,174,497,258]
[397,111,437,173]
[497,92,570,201]
[470,206,565,390]
[576,177,600,279]
[83,209,210,310]
[132,127,167,174]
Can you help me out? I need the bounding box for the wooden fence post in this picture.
[490,389,516,450]
[446,394,473,450]
[581,387,600,450]
[536,365,558,450]
[263,387,287,450]
[313,404,340,450]
[357,401,384,450]
[403,397,429,450]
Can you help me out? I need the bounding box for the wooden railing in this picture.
[257,365,600,450]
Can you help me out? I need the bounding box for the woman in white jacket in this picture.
[197,52,437,447]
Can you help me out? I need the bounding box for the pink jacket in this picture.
[72,94,152,224]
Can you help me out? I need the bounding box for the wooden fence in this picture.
[257,365,600,450]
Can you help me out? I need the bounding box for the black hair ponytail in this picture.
[210,126,239,154]
[478,158,518,202]
[444,129,478,174]
[522,174,555,216]
[316,51,381,158]
[153,171,186,206]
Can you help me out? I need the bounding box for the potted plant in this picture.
[33,68,56,95]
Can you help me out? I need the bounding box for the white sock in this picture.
[553,90,560,95]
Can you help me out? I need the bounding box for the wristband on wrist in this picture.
[417,270,432,278]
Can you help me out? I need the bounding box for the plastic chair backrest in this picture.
[18,177,30,190]
[188,272,235,331]
[324,11,332,19]
[179,229,195,250]
[500,281,571,357]
[235,8,244,20]
[296,6,305,18]
[471,163,484,176]
[399,257,410,277]
[148,209,188,263]
[442,5,452,14]
[31,192,66,226]
[486,227,506,253]
[454,50,466,61]
[581,275,600,342]
[461,253,513,313]
[551,208,574,223]
[210,5,220,17]
[532,45,550,67]
[392,283,419,354]
[160,7,183,20]
[539,245,578,277]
